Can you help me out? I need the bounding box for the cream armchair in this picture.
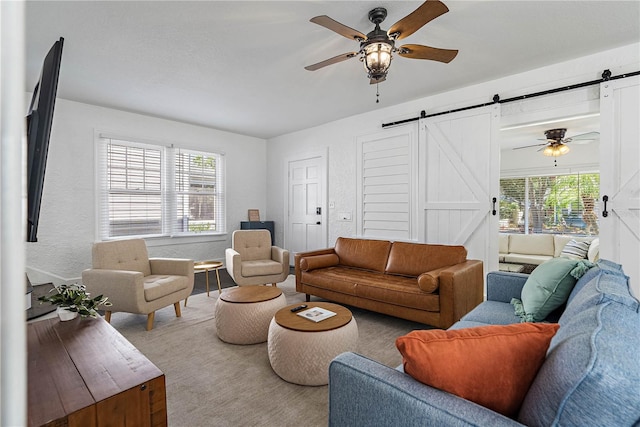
[81,239,194,330]
[225,230,289,286]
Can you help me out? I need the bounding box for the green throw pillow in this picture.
[511,257,593,322]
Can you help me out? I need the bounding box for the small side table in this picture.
[194,260,223,296]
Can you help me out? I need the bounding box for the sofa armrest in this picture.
[81,269,146,313]
[225,248,242,282]
[437,260,484,328]
[486,271,529,303]
[329,352,523,427]
[149,258,194,277]
[294,247,337,288]
[270,246,290,267]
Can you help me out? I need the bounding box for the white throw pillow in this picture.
[587,238,600,262]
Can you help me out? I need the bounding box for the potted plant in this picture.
[38,283,112,321]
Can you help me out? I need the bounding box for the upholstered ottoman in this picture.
[267,302,358,385]
[215,286,287,344]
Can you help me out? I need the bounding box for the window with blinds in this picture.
[98,136,225,239]
[499,173,599,235]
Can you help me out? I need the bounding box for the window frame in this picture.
[499,171,600,236]
[96,132,226,242]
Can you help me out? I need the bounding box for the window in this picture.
[499,173,599,235]
[97,136,225,239]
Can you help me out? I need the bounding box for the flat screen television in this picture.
[26,37,64,242]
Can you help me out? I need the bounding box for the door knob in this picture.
[316,221,321,225]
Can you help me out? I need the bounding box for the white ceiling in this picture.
[25,1,640,140]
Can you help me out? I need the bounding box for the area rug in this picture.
[110,275,428,427]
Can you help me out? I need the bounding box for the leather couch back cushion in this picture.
[334,237,391,273]
[385,242,467,277]
[508,234,554,256]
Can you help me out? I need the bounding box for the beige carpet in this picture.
[110,276,428,427]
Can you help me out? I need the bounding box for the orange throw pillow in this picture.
[396,323,559,418]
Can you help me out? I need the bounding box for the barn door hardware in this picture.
[602,195,609,218]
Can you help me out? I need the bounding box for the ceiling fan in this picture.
[304,0,458,92]
[514,128,600,158]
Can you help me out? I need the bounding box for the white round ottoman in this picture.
[215,286,286,345]
[267,302,358,386]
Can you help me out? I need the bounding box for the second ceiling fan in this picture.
[304,0,459,86]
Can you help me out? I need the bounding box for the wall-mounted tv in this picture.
[26,37,64,242]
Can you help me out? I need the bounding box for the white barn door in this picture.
[420,104,501,276]
[599,76,640,297]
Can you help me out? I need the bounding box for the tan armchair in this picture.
[81,239,194,330]
[225,230,289,286]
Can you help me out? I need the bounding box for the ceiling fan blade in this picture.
[304,52,358,71]
[513,143,547,151]
[564,131,600,143]
[397,44,458,63]
[310,15,367,41]
[388,0,449,41]
[370,75,386,85]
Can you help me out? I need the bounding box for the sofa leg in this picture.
[146,312,155,331]
[174,302,182,318]
[184,296,188,307]
[104,311,112,323]
[306,294,311,302]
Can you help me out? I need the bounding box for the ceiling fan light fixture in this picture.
[543,144,570,157]
[363,41,393,80]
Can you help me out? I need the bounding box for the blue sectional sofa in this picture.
[328,260,640,426]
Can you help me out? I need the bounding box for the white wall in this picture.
[27,98,268,283]
[266,43,639,249]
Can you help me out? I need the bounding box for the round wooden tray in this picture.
[219,286,282,304]
[274,302,352,332]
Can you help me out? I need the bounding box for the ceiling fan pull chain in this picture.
[376,83,380,103]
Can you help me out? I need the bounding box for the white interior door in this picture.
[599,76,640,297]
[420,104,501,278]
[286,153,327,262]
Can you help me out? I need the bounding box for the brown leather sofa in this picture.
[295,237,484,329]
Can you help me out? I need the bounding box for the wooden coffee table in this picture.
[267,302,358,385]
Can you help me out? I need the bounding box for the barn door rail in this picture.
[382,69,640,129]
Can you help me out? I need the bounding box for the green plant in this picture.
[38,283,112,318]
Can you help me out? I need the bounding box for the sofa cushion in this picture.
[587,237,600,262]
[511,258,591,322]
[299,253,339,271]
[385,242,467,277]
[508,234,554,256]
[499,234,509,254]
[518,266,640,427]
[461,300,523,325]
[559,239,590,260]
[503,254,552,266]
[143,275,189,301]
[396,323,559,419]
[241,259,284,277]
[334,237,391,273]
[301,266,440,312]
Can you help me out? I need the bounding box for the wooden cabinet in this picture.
[28,317,167,427]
